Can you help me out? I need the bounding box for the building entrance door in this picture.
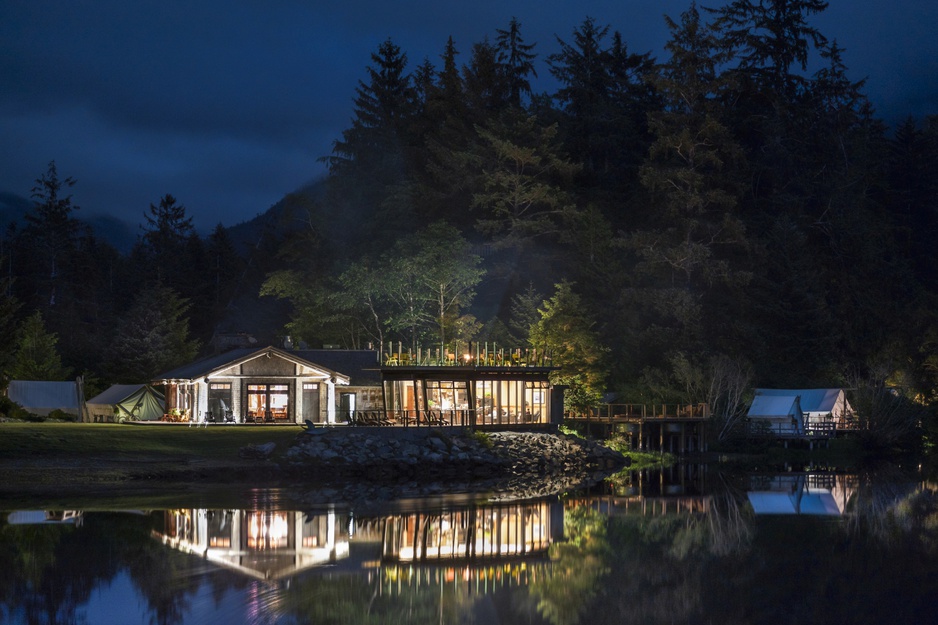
[247,384,290,422]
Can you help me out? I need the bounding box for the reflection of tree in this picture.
[840,468,938,555]
[698,469,938,625]
[0,515,123,625]
[528,505,610,625]
[704,473,753,557]
[574,470,755,625]
[125,543,195,625]
[279,573,453,624]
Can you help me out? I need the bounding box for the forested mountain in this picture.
[2,4,937,431]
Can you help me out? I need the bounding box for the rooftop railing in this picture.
[380,342,553,368]
[566,403,711,420]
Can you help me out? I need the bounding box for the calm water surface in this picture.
[2,465,936,625]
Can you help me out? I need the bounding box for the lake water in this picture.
[1,464,936,625]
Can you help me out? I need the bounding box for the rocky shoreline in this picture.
[0,427,632,506]
[277,428,630,500]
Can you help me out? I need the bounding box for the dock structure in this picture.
[745,420,836,449]
[564,403,710,454]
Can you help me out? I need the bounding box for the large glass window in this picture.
[247,384,290,422]
[524,381,549,423]
[425,380,469,414]
[474,380,548,425]
[385,380,418,420]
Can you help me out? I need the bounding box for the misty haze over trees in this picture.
[2,3,937,432]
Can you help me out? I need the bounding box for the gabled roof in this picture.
[754,388,848,414]
[151,346,351,385]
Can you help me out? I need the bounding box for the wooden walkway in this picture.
[564,403,710,453]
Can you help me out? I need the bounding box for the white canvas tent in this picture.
[754,388,855,427]
[6,380,84,418]
[86,384,165,422]
[747,394,804,435]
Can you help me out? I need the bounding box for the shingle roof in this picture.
[293,350,381,386]
[152,348,258,382]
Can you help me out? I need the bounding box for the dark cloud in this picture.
[1,0,935,231]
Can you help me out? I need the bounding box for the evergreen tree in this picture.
[135,194,196,286]
[419,37,475,227]
[0,277,21,377]
[495,17,538,109]
[20,161,82,310]
[625,3,749,373]
[548,19,657,211]
[326,38,419,249]
[105,286,199,382]
[529,281,607,411]
[887,116,938,291]
[508,282,543,342]
[10,311,70,380]
[462,38,511,120]
[470,116,581,248]
[549,17,613,171]
[709,0,830,212]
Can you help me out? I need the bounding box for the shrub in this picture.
[0,395,31,421]
[46,409,78,422]
[468,430,493,448]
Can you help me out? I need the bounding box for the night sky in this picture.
[2,0,936,232]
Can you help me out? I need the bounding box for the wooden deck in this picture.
[564,404,711,454]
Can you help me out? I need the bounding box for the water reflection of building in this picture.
[570,465,713,517]
[747,473,858,515]
[6,510,84,525]
[153,508,349,580]
[381,501,558,563]
[152,500,561,584]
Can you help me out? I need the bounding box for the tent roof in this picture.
[747,490,843,515]
[7,380,81,410]
[87,384,147,406]
[748,395,801,418]
[754,388,846,413]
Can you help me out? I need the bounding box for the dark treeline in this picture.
[3,3,937,436]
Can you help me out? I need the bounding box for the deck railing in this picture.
[567,403,711,420]
[747,421,836,439]
[341,408,547,428]
[381,342,553,368]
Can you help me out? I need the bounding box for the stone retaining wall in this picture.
[281,427,629,486]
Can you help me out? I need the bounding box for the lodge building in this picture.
[151,345,561,429]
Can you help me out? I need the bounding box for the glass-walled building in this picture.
[381,363,558,428]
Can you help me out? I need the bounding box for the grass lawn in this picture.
[0,422,304,461]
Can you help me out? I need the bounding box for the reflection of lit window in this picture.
[247,512,290,549]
